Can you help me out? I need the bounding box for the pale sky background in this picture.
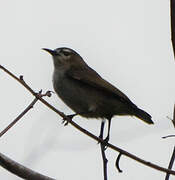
[0,0,175,179]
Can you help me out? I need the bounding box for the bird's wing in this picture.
[66,66,137,108]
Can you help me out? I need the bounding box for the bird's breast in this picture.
[53,70,94,114]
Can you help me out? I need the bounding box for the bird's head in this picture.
[43,47,85,69]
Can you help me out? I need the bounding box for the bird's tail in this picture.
[134,108,154,124]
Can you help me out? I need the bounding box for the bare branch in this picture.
[1,65,175,176]
[162,135,175,139]
[0,90,53,138]
[0,152,56,180]
[171,0,175,58]
[115,153,123,173]
[162,106,175,138]
[100,144,108,180]
[165,147,175,180]
[172,104,175,128]
[164,2,175,179]
[0,97,38,138]
[99,121,108,180]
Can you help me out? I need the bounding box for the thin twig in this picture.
[99,121,108,180]
[172,104,175,128]
[1,65,175,175]
[100,144,108,180]
[115,153,123,173]
[0,97,38,137]
[0,152,56,180]
[165,146,175,180]
[171,0,175,58]
[162,135,175,139]
[0,90,52,138]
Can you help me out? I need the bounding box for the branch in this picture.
[0,152,55,180]
[162,135,175,139]
[172,104,175,128]
[164,101,175,179]
[100,144,108,180]
[0,90,52,138]
[115,153,123,173]
[165,147,175,180]
[164,2,175,179]
[99,121,108,180]
[162,106,175,138]
[171,0,175,58]
[0,97,38,137]
[1,65,175,176]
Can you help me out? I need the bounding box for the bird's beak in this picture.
[42,48,57,56]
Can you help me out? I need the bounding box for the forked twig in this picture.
[163,106,175,180]
[164,1,175,179]
[0,90,52,138]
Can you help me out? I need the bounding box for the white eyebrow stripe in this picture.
[62,49,72,53]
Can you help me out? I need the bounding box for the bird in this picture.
[43,47,154,142]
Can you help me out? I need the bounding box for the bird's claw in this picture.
[62,119,69,126]
[62,114,75,126]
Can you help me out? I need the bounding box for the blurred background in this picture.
[0,0,175,179]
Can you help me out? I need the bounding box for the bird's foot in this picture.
[62,114,77,126]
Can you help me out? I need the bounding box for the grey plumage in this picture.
[43,47,153,131]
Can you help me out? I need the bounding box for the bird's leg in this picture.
[98,119,112,150]
[62,111,90,126]
[99,121,105,140]
[104,118,112,143]
[62,113,78,126]
[99,121,107,148]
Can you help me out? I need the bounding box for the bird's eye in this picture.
[62,51,71,56]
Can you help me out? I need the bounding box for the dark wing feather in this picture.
[66,66,137,108]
